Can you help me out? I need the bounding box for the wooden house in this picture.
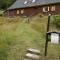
[5,0,60,16]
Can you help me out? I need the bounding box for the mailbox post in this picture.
[44,14,51,56]
[44,32,60,56]
[44,14,60,57]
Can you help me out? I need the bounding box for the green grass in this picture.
[0,16,60,60]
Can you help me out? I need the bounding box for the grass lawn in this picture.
[0,16,60,60]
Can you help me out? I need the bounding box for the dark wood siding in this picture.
[5,4,60,16]
[42,4,60,15]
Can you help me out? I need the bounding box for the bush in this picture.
[0,10,4,16]
[0,13,4,16]
[52,15,60,29]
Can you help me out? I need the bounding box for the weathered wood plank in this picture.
[25,53,40,60]
[24,59,31,60]
[27,48,40,55]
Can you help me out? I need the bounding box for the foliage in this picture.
[0,10,4,16]
[52,15,60,29]
[0,0,16,9]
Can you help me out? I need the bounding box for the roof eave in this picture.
[6,2,60,11]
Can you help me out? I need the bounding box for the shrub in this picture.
[0,10,4,16]
[52,15,60,29]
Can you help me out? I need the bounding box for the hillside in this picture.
[0,16,60,60]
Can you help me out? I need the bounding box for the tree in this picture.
[0,0,16,10]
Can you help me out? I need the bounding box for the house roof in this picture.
[7,0,60,10]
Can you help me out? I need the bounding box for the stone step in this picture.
[27,48,40,55]
[24,59,31,60]
[25,53,40,60]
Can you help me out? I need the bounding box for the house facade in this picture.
[5,0,60,16]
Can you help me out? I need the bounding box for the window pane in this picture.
[43,6,49,12]
[51,6,55,11]
[17,10,19,14]
[21,10,24,14]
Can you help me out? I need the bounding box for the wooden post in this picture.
[44,14,51,56]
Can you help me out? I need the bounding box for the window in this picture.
[24,1,28,4]
[21,9,24,14]
[32,0,36,3]
[43,6,49,12]
[17,10,19,14]
[51,6,56,11]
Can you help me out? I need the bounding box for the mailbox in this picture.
[44,14,60,56]
[47,32,60,44]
